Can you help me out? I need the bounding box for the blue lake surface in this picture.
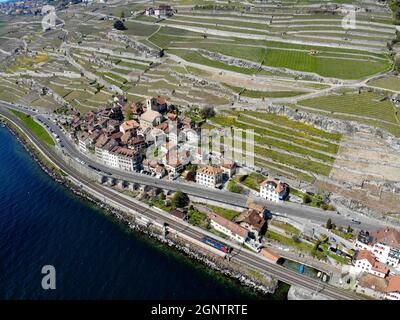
[0,126,267,300]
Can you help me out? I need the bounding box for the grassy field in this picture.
[146,19,391,80]
[11,110,55,146]
[222,83,307,98]
[207,205,241,220]
[368,76,400,92]
[167,49,272,76]
[224,109,342,141]
[299,91,400,125]
[209,109,340,177]
[295,105,400,138]
[7,53,49,72]
[236,172,266,191]
[270,220,301,236]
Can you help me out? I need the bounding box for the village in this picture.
[58,94,400,300]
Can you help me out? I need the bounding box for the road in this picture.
[0,101,390,233]
[0,106,362,300]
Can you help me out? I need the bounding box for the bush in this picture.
[113,20,127,31]
[321,203,329,211]
[395,53,400,71]
[326,218,333,230]
[171,191,189,208]
[303,194,312,204]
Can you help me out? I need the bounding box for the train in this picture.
[202,236,232,253]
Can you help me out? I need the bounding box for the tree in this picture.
[113,20,127,31]
[303,194,312,204]
[347,225,353,234]
[124,105,132,120]
[159,193,166,201]
[395,53,400,72]
[171,191,189,208]
[120,10,125,20]
[200,106,215,119]
[326,218,333,230]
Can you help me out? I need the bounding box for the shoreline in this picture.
[0,117,285,299]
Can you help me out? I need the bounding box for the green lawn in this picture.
[149,198,171,212]
[237,172,265,191]
[368,76,400,92]
[270,220,301,236]
[265,230,313,252]
[11,110,55,146]
[187,209,209,228]
[207,205,241,220]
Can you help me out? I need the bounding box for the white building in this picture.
[96,145,141,172]
[139,109,163,131]
[120,120,139,134]
[259,178,289,202]
[196,165,223,188]
[355,228,400,270]
[77,131,90,153]
[207,212,248,244]
[353,250,389,278]
[145,5,173,18]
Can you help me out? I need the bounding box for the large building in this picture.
[355,228,400,270]
[139,109,163,131]
[146,96,168,114]
[96,145,141,172]
[207,212,248,244]
[196,165,223,188]
[234,208,267,240]
[259,178,289,202]
[385,275,400,300]
[356,273,400,300]
[353,250,390,278]
[144,5,174,18]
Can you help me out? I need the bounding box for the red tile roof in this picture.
[371,228,400,249]
[207,212,248,238]
[259,178,286,193]
[385,275,400,293]
[156,95,167,105]
[356,250,390,275]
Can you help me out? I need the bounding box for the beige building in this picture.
[207,212,248,243]
[140,109,163,131]
[196,165,223,188]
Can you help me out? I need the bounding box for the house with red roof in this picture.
[355,227,400,270]
[146,95,168,114]
[353,250,390,278]
[259,178,289,202]
[385,275,400,300]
